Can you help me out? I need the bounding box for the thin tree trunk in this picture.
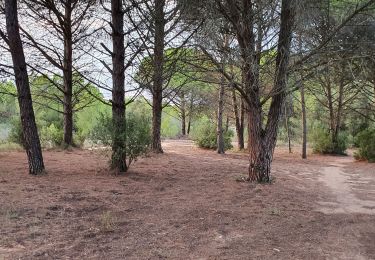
[298,35,307,159]
[187,119,191,135]
[181,93,186,135]
[333,73,344,151]
[62,2,74,147]
[240,97,245,150]
[225,115,229,132]
[217,34,230,154]
[187,95,193,135]
[326,76,336,141]
[300,83,307,159]
[5,0,45,175]
[111,0,127,172]
[232,89,244,149]
[151,0,165,153]
[284,101,292,153]
[217,77,225,154]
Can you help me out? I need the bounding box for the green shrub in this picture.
[8,118,24,147]
[90,111,151,168]
[40,123,63,147]
[191,117,233,150]
[354,129,375,163]
[311,126,348,154]
[73,129,87,148]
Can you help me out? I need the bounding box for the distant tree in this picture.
[21,0,99,147]
[131,0,198,153]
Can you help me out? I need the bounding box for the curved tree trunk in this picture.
[111,0,127,172]
[5,0,45,175]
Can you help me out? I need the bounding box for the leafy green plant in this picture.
[191,117,233,150]
[8,118,24,147]
[311,126,348,154]
[354,129,375,163]
[40,123,63,147]
[90,111,151,168]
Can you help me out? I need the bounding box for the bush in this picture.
[8,118,25,147]
[73,129,87,148]
[40,123,63,147]
[90,111,151,168]
[354,129,375,162]
[311,126,348,154]
[191,117,233,150]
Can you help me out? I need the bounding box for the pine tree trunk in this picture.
[187,95,193,135]
[326,77,336,141]
[284,100,292,153]
[181,93,186,135]
[62,4,74,147]
[217,77,225,154]
[151,0,165,153]
[333,73,344,152]
[111,0,127,172]
[5,0,45,175]
[232,89,244,150]
[248,107,271,182]
[181,109,186,136]
[187,119,191,135]
[239,97,245,150]
[300,83,307,159]
[246,0,296,182]
[152,95,163,152]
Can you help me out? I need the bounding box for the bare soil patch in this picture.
[0,140,374,259]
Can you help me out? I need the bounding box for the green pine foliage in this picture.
[354,129,375,163]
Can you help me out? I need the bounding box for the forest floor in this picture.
[0,140,374,260]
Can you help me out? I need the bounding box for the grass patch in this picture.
[0,142,22,151]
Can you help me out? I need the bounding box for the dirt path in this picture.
[0,140,375,259]
[318,156,375,215]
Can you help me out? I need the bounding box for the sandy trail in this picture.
[317,156,375,215]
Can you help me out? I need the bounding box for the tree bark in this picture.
[5,0,45,175]
[181,92,186,135]
[62,1,74,147]
[232,89,244,150]
[284,101,292,153]
[217,76,225,154]
[187,95,193,135]
[111,0,127,172]
[300,83,307,159]
[247,0,296,182]
[187,119,191,135]
[333,72,344,150]
[225,115,229,132]
[151,0,165,153]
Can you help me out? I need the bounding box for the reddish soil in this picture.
[0,140,374,259]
